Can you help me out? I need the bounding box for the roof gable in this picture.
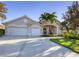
[3,15,39,25]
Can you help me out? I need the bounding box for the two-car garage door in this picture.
[6,27,27,36]
[5,27,41,36]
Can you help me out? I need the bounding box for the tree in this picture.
[40,12,57,23]
[0,2,7,20]
[0,2,7,36]
[39,12,57,34]
[61,21,69,32]
[62,1,79,32]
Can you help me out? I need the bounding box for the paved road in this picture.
[0,36,79,57]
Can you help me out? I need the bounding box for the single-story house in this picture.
[2,15,61,36]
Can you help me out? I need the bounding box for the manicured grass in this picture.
[50,39,79,53]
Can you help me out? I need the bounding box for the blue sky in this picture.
[2,1,73,22]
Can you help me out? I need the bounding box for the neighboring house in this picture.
[3,16,42,36]
[0,24,5,29]
[2,15,61,36]
[0,24,5,36]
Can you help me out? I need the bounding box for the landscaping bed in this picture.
[50,38,79,53]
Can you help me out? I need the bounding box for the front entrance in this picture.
[43,25,57,35]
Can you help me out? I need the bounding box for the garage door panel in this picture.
[31,28,41,36]
[6,27,27,35]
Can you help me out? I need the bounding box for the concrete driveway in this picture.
[0,36,79,57]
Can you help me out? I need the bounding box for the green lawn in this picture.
[50,39,79,53]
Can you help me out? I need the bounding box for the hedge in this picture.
[0,29,5,36]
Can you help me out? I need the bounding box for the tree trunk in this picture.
[65,26,69,33]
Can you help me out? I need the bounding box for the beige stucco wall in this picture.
[41,20,61,35]
[5,17,41,28]
[5,18,29,27]
[5,18,42,29]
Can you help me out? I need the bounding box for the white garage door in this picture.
[6,27,27,36]
[31,28,41,36]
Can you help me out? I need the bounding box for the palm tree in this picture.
[0,2,7,20]
[39,12,57,34]
[40,12,57,23]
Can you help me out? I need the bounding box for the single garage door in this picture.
[31,28,41,36]
[6,27,27,36]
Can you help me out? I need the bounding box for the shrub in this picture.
[0,29,5,36]
[61,30,76,39]
[75,40,79,44]
[59,39,65,43]
[75,34,79,39]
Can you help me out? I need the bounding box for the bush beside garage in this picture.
[0,24,5,37]
[0,29,5,36]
